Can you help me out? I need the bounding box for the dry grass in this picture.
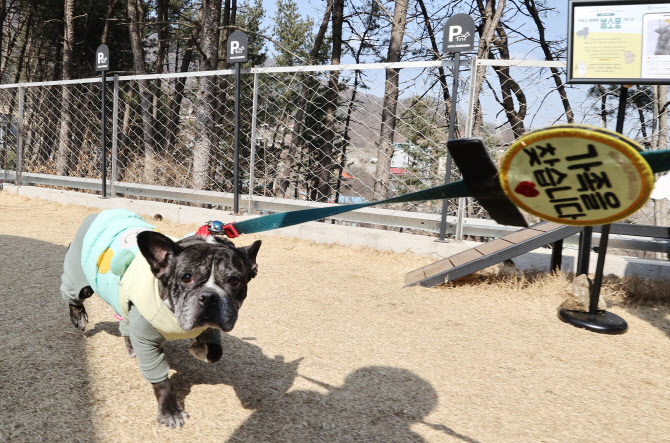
[1,191,669,442]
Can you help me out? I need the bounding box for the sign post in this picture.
[227,30,249,214]
[556,0,670,333]
[96,44,110,198]
[438,14,475,241]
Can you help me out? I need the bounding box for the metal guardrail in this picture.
[3,170,668,254]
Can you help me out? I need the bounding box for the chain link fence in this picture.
[0,60,668,238]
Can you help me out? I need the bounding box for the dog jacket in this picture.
[81,209,207,340]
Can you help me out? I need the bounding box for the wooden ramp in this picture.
[405,221,583,287]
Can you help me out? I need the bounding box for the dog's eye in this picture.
[180,274,193,284]
[228,276,241,288]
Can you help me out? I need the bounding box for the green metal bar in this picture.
[234,180,471,235]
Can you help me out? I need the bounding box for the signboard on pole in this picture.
[227,31,249,64]
[567,0,670,84]
[442,14,476,53]
[96,44,110,72]
[499,124,654,226]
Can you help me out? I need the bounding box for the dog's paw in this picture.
[124,337,136,358]
[206,343,223,363]
[157,403,189,428]
[188,341,222,363]
[69,304,88,331]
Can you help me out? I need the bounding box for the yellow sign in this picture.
[499,124,654,226]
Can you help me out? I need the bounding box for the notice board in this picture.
[567,0,670,84]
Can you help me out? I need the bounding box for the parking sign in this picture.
[227,31,249,63]
[442,14,476,53]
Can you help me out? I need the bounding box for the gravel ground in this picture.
[1,191,669,442]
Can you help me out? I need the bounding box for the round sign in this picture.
[499,124,654,226]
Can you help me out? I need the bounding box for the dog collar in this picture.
[196,221,240,239]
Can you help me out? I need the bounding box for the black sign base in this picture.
[558,308,628,335]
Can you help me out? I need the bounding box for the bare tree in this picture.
[55,0,73,175]
[167,10,202,147]
[191,0,222,191]
[275,0,333,198]
[373,0,410,200]
[521,0,573,123]
[471,0,506,137]
[334,0,380,202]
[101,0,120,45]
[0,5,27,79]
[416,0,458,136]
[0,0,7,76]
[490,23,526,138]
[128,0,156,183]
[309,0,343,202]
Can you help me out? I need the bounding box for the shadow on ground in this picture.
[0,235,94,440]
[94,323,471,441]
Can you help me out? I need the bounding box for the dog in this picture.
[60,209,261,428]
[576,27,589,39]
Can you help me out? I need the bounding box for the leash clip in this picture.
[206,220,239,239]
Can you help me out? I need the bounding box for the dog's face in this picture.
[137,231,261,332]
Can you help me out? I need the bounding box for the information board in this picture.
[567,0,670,84]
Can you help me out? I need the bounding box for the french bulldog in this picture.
[61,210,261,428]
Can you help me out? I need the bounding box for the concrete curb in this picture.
[4,184,670,282]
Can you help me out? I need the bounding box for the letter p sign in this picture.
[448,25,462,42]
[227,30,249,63]
[442,14,475,53]
[95,44,109,72]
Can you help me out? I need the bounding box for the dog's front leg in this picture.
[152,379,189,428]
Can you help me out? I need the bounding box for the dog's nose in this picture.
[199,292,218,306]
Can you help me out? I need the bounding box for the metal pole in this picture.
[248,72,259,213]
[101,71,107,197]
[455,56,478,240]
[16,87,24,186]
[2,120,6,180]
[590,223,610,314]
[233,62,241,214]
[111,74,119,197]
[576,226,592,275]
[438,55,461,241]
[587,86,629,311]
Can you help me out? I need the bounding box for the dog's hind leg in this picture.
[60,214,98,331]
[68,286,94,331]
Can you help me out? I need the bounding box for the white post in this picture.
[455,57,478,240]
[111,74,119,197]
[16,87,24,186]
[248,72,259,213]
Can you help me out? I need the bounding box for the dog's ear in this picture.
[137,231,176,279]
[240,240,261,279]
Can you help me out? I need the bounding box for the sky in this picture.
[250,0,601,133]
[255,0,572,62]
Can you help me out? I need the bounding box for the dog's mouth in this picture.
[178,312,237,333]
[175,293,239,332]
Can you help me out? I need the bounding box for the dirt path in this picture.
[1,192,669,442]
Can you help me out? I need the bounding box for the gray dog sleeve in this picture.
[60,214,98,306]
[124,306,222,383]
[126,305,170,384]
